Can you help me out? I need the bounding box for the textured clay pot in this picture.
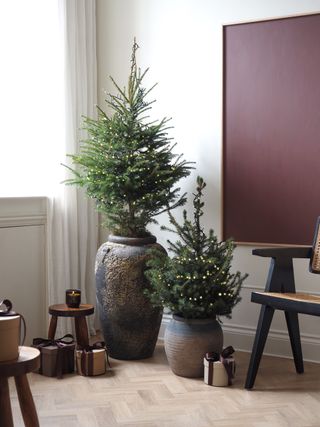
[95,235,164,360]
[164,315,223,378]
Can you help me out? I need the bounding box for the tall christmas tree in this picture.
[64,41,192,237]
[145,177,248,319]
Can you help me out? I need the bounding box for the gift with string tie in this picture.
[76,341,110,376]
[32,334,75,378]
[0,299,26,362]
[204,345,236,386]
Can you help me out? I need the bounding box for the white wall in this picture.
[0,198,47,344]
[96,0,320,361]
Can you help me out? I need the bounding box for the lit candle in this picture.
[66,289,81,308]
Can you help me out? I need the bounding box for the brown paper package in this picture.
[36,344,75,377]
[76,349,106,376]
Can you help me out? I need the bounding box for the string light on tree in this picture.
[63,40,193,238]
[145,177,248,319]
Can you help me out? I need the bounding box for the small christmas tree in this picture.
[64,41,192,237]
[145,177,248,319]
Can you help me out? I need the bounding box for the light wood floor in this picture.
[9,343,320,427]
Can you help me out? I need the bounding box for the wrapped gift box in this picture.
[204,359,235,386]
[0,299,25,362]
[76,342,107,376]
[0,315,20,362]
[204,347,236,387]
[32,335,75,378]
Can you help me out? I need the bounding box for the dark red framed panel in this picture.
[223,13,320,246]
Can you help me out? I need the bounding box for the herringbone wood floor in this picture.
[9,343,320,427]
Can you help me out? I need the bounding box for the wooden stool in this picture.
[0,346,40,427]
[48,304,94,347]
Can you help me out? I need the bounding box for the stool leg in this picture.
[285,311,304,374]
[75,316,89,347]
[0,376,14,427]
[15,374,39,427]
[48,315,58,340]
[245,305,274,389]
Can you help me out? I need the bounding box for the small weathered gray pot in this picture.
[95,235,163,360]
[164,315,223,378]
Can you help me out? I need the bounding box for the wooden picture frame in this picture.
[222,13,320,246]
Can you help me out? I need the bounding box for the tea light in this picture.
[66,289,81,308]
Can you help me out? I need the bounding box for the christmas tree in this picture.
[145,177,248,319]
[64,41,192,237]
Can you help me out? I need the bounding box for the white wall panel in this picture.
[0,198,47,344]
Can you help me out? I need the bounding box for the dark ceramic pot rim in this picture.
[172,314,217,324]
[108,234,157,246]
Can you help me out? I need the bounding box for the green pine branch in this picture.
[144,177,248,319]
[63,40,193,237]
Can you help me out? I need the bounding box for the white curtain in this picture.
[46,0,99,337]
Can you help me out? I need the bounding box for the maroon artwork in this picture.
[223,13,320,246]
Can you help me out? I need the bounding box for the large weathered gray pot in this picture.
[95,234,163,360]
[164,315,223,378]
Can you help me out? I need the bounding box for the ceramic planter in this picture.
[95,235,164,360]
[164,315,223,378]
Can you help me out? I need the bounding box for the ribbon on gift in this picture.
[220,346,235,385]
[205,351,219,385]
[77,341,110,376]
[32,334,75,379]
[0,299,13,315]
[205,346,236,386]
[0,299,26,346]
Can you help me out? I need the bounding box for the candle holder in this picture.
[66,289,81,308]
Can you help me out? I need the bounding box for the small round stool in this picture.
[0,346,40,427]
[48,304,94,347]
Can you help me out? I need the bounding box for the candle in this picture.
[66,289,81,308]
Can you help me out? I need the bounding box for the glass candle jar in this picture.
[66,289,81,308]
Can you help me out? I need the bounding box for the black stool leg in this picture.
[245,305,274,389]
[285,311,304,374]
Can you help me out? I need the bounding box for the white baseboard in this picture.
[158,315,320,363]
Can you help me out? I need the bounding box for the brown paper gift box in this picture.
[32,339,75,378]
[0,315,20,362]
[39,345,75,377]
[76,348,106,376]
